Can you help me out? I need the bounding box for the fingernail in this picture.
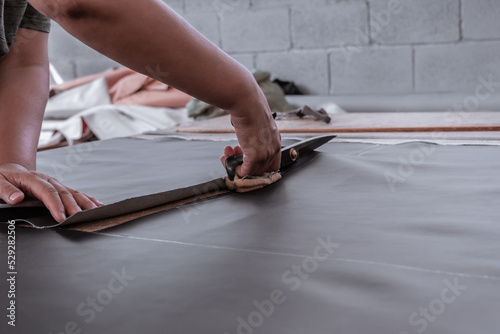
[9,193,22,202]
[60,211,67,221]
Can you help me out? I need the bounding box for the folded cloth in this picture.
[186,99,228,121]
[39,105,190,150]
[187,70,296,120]
[45,77,111,119]
[50,67,192,109]
[225,172,282,193]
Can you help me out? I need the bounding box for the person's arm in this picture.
[0,28,101,222]
[30,0,281,177]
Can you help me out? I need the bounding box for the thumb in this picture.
[0,179,25,205]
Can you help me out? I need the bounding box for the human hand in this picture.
[221,104,281,177]
[0,163,103,222]
[220,145,243,168]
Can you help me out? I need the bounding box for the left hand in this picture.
[0,163,103,222]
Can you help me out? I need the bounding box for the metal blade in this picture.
[280,135,335,170]
[225,135,335,181]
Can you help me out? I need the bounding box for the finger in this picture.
[226,146,244,175]
[233,146,243,155]
[268,152,281,172]
[48,179,83,217]
[235,164,244,179]
[87,195,104,207]
[237,152,260,177]
[224,146,236,157]
[66,186,101,211]
[220,146,237,166]
[239,149,281,177]
[0,178,25,205]
[24,175,66,222]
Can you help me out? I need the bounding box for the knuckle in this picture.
[272,144,280,155]
[42,186,58,195]
[47,176,58,183]
[59,189,72,197]
[0,183,14,195]
[253,152,269,164]
[29,171,43,179]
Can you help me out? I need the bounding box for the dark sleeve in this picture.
[20,4,51,33]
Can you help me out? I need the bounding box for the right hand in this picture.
[224,103,281,178]
[0,163,103,222]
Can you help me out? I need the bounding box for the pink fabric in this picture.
[51,67,192,109]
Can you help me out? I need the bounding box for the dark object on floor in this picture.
[273,78,303,95]
[172,111,500,134]
[187,70,296,120]
[275,105,331,123]
[225,135,335,181]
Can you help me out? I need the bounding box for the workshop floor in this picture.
[1,139,499,333]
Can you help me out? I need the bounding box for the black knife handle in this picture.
[225,154,244,181]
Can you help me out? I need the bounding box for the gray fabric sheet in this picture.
[1,140,499,333]
[0,138,227,227]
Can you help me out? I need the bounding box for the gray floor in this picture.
[1,139,500,333]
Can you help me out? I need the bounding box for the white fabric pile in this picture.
[40,77,189,149]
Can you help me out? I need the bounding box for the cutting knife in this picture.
[225,135,336,181]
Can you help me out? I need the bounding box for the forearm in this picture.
[0,28,101,220]
[0,64,49,170]
[30,0,280,178]
[32,0,263,116]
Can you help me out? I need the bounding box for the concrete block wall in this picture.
[49,0,500,98]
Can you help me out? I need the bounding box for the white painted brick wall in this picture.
[462,0,500,40]
[221,8,290,52]
[415,41,500,93]
[291,2,369,49]
[183,12,221,47]
[253,0,327,9]
[330,46,413,94]
[162,0,184,13]
[185,0,250,14]
[48,22,118,80]
[256,50,329,94]
[229,54,255,69]
[370,0,460,44]
[48,0,500,97]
